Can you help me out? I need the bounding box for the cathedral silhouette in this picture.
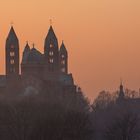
[0,25,76,95]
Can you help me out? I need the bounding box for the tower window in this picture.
[10,52,15,57]
[10,68,13,72]
[61,60,65,65]
[10,45,14,49]
[10,59,15,64]
[10,68,15,73]
[61,55,65,58]
[61,68,65,73]
[50,44,53,48]
[13,68,15,72]
[49,51,54,56]
[49,59,54,63]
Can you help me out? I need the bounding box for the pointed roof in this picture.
[120,83,124,92]
[60,41,67,53]
[24,42,30,52]
[45,25,57,41]
[27,46,43,63]
[119,80,125,99]
[7,26,18,41]
[120,79,123,90]
[22,42,31,63]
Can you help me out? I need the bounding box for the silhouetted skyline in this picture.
[0,25,76,96]
[0,0,140,100]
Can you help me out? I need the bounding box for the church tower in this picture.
[22,42,30,64]
[59,41,68,74]
[44,26,59,72]
[117,81,125,102]
[5,26,19,78]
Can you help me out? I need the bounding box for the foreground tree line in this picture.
[92,89,140,140]
[0,89,93,140]
[0,89,140,140]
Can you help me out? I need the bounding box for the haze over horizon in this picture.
[0,0,140,100]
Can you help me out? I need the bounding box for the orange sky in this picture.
[0,0,140,100]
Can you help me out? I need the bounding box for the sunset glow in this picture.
[0,0,140,100]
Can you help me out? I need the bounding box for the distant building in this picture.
[117,82,125,102]
[117,82,140,105]
[0,25,76,95]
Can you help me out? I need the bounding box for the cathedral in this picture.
[0,25,76,95]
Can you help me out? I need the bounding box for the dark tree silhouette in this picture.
[105,111,140,140]
[92,90,114,112]
[0,89,93,140]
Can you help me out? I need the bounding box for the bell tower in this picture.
[119,81,125,99]
[5,26,19,77]
[117,80,125,103]
[59,41,68,74]
[44,26,59,72]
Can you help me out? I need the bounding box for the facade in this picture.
[0,25,76,95]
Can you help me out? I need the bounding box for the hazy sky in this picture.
[0,0,140,100]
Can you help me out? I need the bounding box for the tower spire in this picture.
[118,79,125,101]
[59,41,68,73]
[7,26,18,42]
[6,26,19,77]
[120,78,123,86]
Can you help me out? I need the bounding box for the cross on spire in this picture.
[10,21,14,27]
[50,19,52,26]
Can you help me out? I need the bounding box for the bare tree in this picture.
[105,111,140,140]
[92,90,114,112]
[125,89,139,99]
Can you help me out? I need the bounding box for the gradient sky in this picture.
[0,0,140,101]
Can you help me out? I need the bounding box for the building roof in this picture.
[22,42,31,63]
[46,26,57,40]
[59,73,74,85]
[26,47,43,63]
[6,26,18,42]
[24,42,30,51]
[60,41,67,54]
[44,26,58,48]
